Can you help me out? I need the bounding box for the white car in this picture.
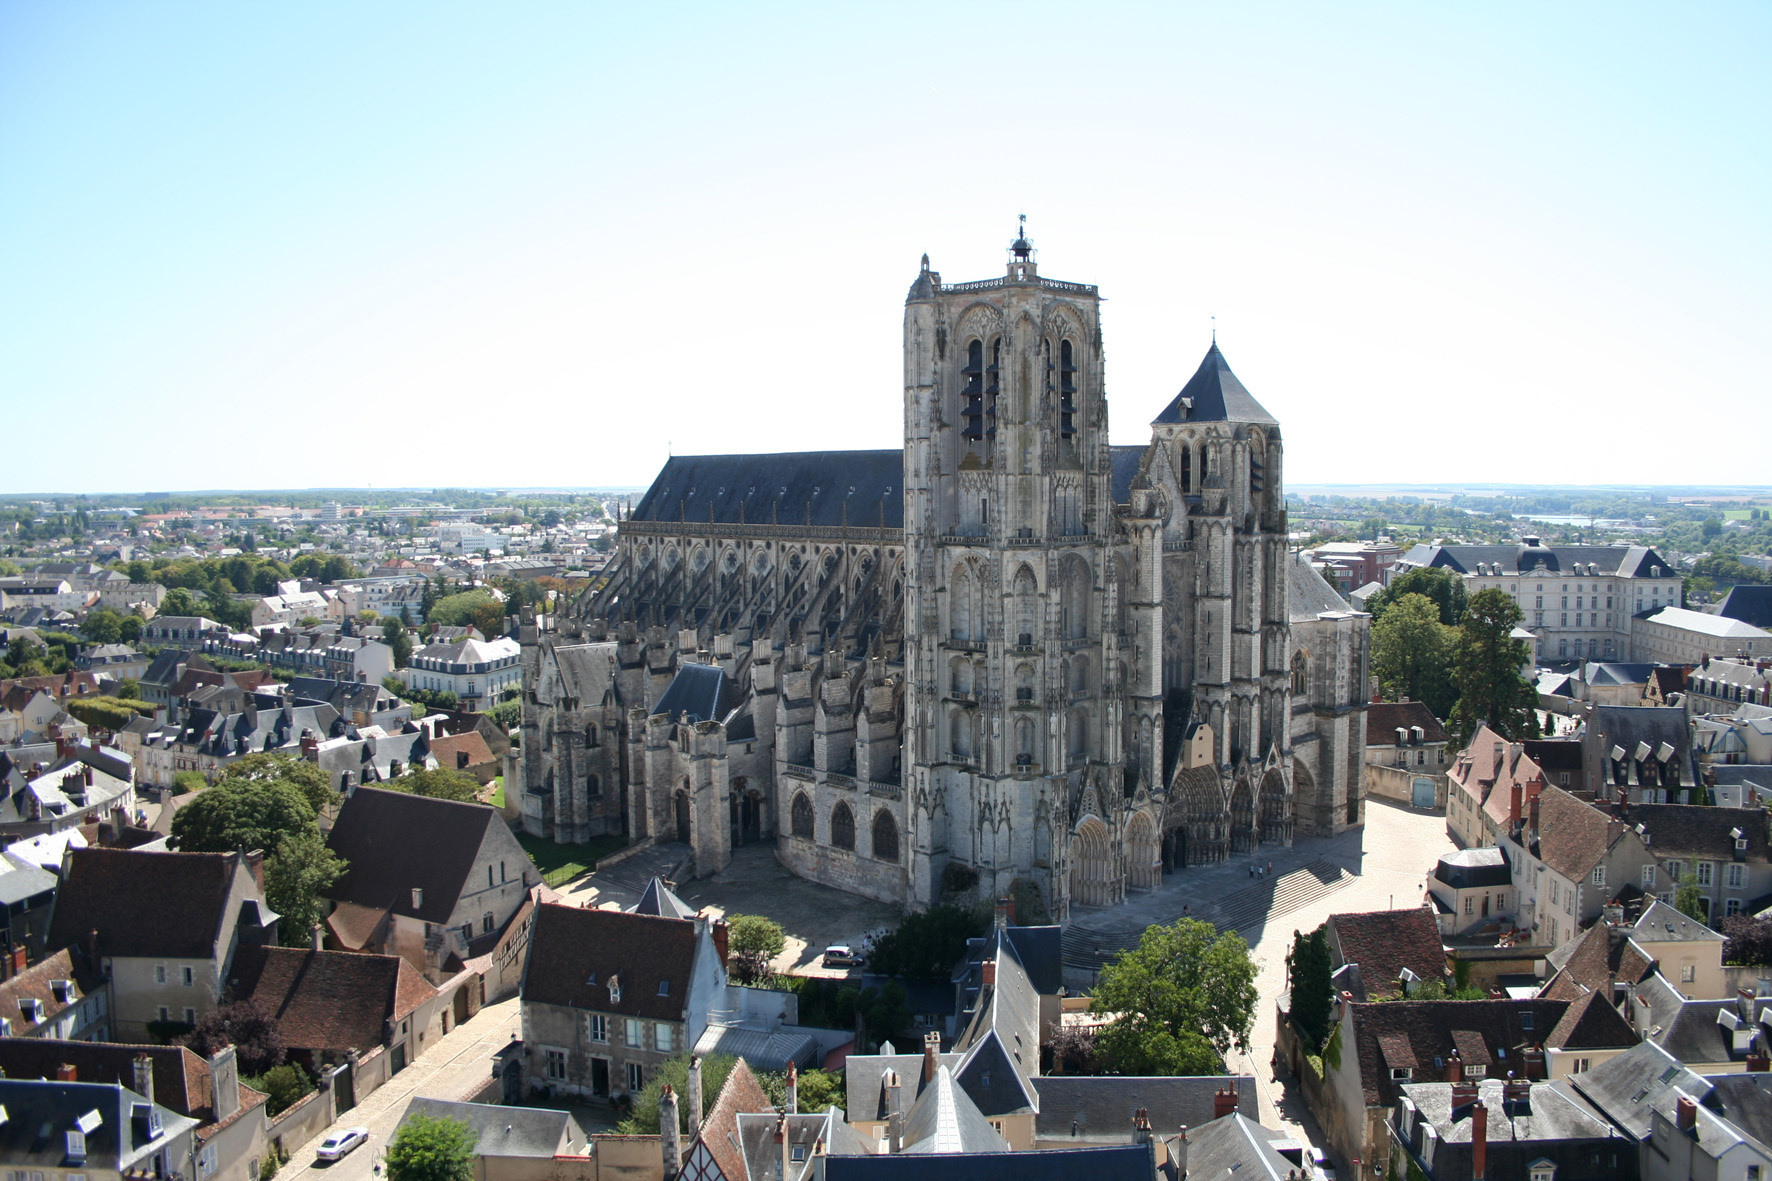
[316,1128,370,1161]
[822,944,862,968]
[1309,1146,1337,1181]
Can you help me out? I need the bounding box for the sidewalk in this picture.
[278,995,521,1181]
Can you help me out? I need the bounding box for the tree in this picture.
[159,587,205,618]
[172,770,209,795]
[1447,588,1541,749]
[216,753,336,813]
[247,1063,313,1116]
[387,767,482,803]
[1046,1022,1102,1075]
[1675,870,1706,922]
[428,590,501,630]
[863,903,990,983]
[620,1054,738,1133]
[185,997,285,1074]
[80,608,127,644]
[794,1067,842,1112]
[1287,926,1334,1050]
[170,777,316,855]
[1091,918,1257,1075]
[1723,913,1772,966]
[725,914,786,985]
[383,616,413,669]
[1366,567,1468,627]
[472,599,507,640]
[385,1112,478,1181]
[1370,594,1456,717]
[264,829,348,944]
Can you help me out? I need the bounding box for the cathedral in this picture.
[517,233,1369,921]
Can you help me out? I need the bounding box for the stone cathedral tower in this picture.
[901,233,1124,911]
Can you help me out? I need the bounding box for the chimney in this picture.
[687,1056,704,1137]
[1446,1050,1464,1083]
[311,924,323,952]
[884,1069,904,1153]
[55,1063,77,1081]
[1676,1095,1697,1131]
[923,1030,941,1085]
[1213,1085,1238,1120]
[994,896,1012,929]
[1451,1081,1478,1111]
[785,1061,798,1115]
[1528,793,1541,834]
[982,958,996,987]
[1170,1126,1189,1178]
[1471,1100,1488,1181]
[659,1085,681,1180]
[1748,1053,1769,1073]
[209,1045,240,1120]
[82,764,93,787]
[776,1111,790,1181]
[711,918,730,967]
[1132,1107,1152,1145]
[1508,783,1523,830]
[133,1053,154,1105]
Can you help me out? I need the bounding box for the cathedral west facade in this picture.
[517,235,1369,921]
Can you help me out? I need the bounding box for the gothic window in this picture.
[586,774,600,797]
[1070,654,1089,694]
[1178,438,1192,493]
[950,562,984,642]
[1068,707,1089,761]
[872,810,899,862]
[950,707,973,760]
[1012,566,1038,646]
[961,339,985,444]
[1014,717,1035,765]
[585,725,599,748]
[791,793,814,839]
[831,802,856,851]
[1059,339,1077,439]
[1059,557,1091,640]
[950,658,972,696]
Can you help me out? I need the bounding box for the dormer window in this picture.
[608,976,621,1004]
[791,1145,806,1163]
[658,979,670,997]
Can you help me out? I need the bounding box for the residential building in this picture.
[45,848,281,1039]
[1392,1076,1632,1181]
[519,901,728,1099]
[1501,785,1657,951]
[1445,726,1546,851]
[141,616,222,646]
[0,1076,199,1181]
[0,743,137,840]
[1428,848,1513,937]
[1396,537,1679,663]
[396,1098,587,1181]
[1620,802,1772,921]
[1635,606,1771,666]
[1364,701,1451,809]
[322,786,538,978]
[1580,704,1695,803]
[403,635,521,710]
[1685,656,1772,715]
[0,848,59,961]
[1623,900,1727,1000]
[0,947,107,1039]
[1324,907,1449,1000]
[230,944,440,1076]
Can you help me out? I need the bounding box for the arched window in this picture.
[1071,654,1089,694]
[831,802,855,851]
[1179,440,1192,493]
[961,339,985,444]
[1014,717,1035,765]
[985,337,1002,441]
[951,707,973,760]
[1290,650,1308,695]
[872,810,899,862]
[791,793,814,839]
[1012,566,1038,647]
[586,774,600,797]
[1060,557,1091,640]
[1059,340,1077,439]
[585,725,599,748]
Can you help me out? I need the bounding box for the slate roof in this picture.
[1288,555,1353,623]
[1366,701,1449,746]
[1585,662,1656,687]
[231,946,436,1055]
[1180,1112,1299,1181]
[399,1098,575,1159]
[959,925,1064,999]
[1631,899,1723,945]
[1326,907,1446,999]
[46,848,244,960]
[1151,344,1276,426]
[1434,847,1511,889]
[1029,1074,1253,1140]
[323,786,499,923]
[1617,802,1770,862]
[1645,606,1772,641]
[1715,585,1772,630]
[733,1109,873,1180]
[629,451,904,531]
[1109,445,1146,505]
[0,1078,201,1169]
[845,1050,964,1122]
[0,848,59,907]
[545,643,618,707]
[821,1144,1155,1181]
[1399,541,1670,579]
[521,902,701,1022]
[0,1038,221,1123]
[694,1023,820,1072]
[632,877,697,920]
[1402,1077,1616,1146]
[654,663,744,725]
[898,1064,1010,1155]
[1651,997,1749,1066]
[1560,1039,1707,1139]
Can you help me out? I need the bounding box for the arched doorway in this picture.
[1126,812,1159,891]
[1259,769,1291,845]
[1228,777,1255,855]
[675,789,691,844]
[1069,817,1114,908]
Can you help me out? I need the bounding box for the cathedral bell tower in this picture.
[900,226,1123,917]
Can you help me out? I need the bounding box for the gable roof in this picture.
[1538,920,1655,1001]
[323,786,499,922]
[1288,556,1352,622]
[1561,1039,1709,1140]
[1366,701,1449,745]
[1030,1074,1254,1140]
[521,902,703,1022]
[1183,1112,1304,1180]
[1617,802,1770,862]
[1326,907,1446,999]
[1533,786,1619,881]
[46,848,243,960]
[400,1098,574,1159]
[1715,585,1772,630]
[1151,344,1276,426]
[654,663,743,725]
[231,946,436,1054]
[898,1064,1010,1155]
[1547,987,1638,1049]
[629,451,904,531]
[689,1057,774,1181]
[1108,445,1145,505]
[0,1038,219,1123]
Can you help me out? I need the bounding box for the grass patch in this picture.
[489,776,505,809]
[516,831,628,887]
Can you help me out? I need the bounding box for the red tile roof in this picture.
[522,903,702,1023]
[232,946,436,1055]
[1327,908,1447,1000]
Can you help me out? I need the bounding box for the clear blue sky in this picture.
[3,2,1767,494]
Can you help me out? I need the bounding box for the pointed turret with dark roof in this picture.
[1153,343,1277,426]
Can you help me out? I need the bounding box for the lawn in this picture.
[516,830,629,887]
[488,776,505,809]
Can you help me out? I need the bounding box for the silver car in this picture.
[316,1128,370,1161]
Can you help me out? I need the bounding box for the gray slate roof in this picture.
[821,1145,1155,1181]
[1181,1112,1301,1180]
[629,451,904,530]
[1434,847,1512,889]
[1400,541,1670,579]
[1715,585,1772,630]
[399,1098,575,1158]
[1288,555,1353,622]
[1030,1074,1254,1140]
[1151,344,1277,426]
[1561,1039,1709,1139]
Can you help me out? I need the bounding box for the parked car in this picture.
[822,944,862,968]
[1309,1145,1337,1181]
[316,1128,370,1161]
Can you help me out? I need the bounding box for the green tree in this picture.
[793,1068,843,1112]
[172,770,210,795]
[3,636,48,678]
[170,777,316,855]
[1287,926,1334,1050]
[385,1112,477,1181]
[1447,588,1541,749]
[1370,593,1457,716]
[428,590,501,630]
[158,587,205,618]
[245,1063,313,1116]
[387,767,482,803]
[1676,870,1706,922]
[264,829,347,944]
[863,902,990,983]
[80,608,126,644]
[215,753,336,814]
[1091,918,1257,1075]
[620,1054,738,1134]
[383,616,413,669]
[725,914,787,985]
[1367,566,1468,626]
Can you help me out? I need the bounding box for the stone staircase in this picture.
[587,841,694,896]
[1061,858,1356,972]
